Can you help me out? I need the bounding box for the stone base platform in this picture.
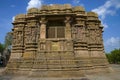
[3,66,111,78]
[4,69,85,77]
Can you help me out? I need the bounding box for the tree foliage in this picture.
[4,32,12,50]
[0,43,5,54]
[106,49,120,64]
[0,32,12,67]
[0,32,12,55]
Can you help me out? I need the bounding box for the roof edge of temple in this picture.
[15,14,26,20]
[28,8,39,14]
[14,4,100,19]
[87,12,98,17]
[26,4,86,14]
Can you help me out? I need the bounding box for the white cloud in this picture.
[12,16,15,22]
[49,4,53,6]
[104,37,120,52]
[92,0,120,29]
[105,37,120,47]
[102,22,108,29]
[73,0,80,4]
[92,0,120,20]
[26,0,42,11]
[72,0,84,6]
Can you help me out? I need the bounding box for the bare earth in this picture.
[0,64,120,80]
[87,64,120,80]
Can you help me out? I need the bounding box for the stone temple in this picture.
[6,4,110,77]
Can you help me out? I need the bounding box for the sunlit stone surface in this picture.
[5,4,110,77]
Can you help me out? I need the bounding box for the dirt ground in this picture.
[86,64,120,80]
[0,64,120,80]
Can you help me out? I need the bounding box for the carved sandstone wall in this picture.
[6,4,109,77]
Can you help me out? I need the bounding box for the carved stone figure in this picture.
[16,31,23,45]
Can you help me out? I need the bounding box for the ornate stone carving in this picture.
[6,4,110,78]
[16,31,23,45]
[40,17,47,39]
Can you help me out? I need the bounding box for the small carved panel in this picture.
[40,43,46,50]
[36,52,46,60]
[66,42,73,50]
[51,42,60,51]
[10,53,22,59]
[72,26,77,34]
[46,52,60,60]
[25,27,38,43]
[61,60,76,65]
[47,60,61,65]
[23,52,35,59]
[40,24,46,39]
[16,31,23,45]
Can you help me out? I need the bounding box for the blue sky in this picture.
[0,0,120,52]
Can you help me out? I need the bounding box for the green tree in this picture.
[111,49,120,64]
[106,49,120,64]
[4,32,12,50]
[106,53,112,63]
[0,43,5,54]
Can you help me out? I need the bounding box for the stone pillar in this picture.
[40,17,47,39]
[38,17,47,53]
[24,19,38,54]
[87,12,109,72]
[6,14,26,72]
[20,17,38,70]
[10,26,24,59]
[73,16,93,73]
[65,16,71,39]
[32,17,48,70]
